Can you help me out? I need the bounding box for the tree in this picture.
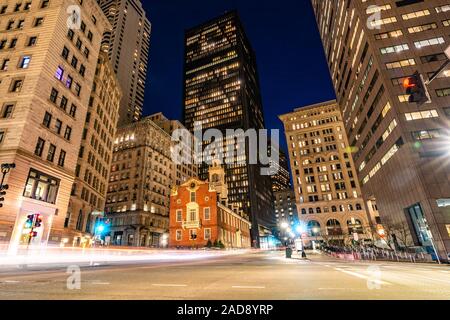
[218,240,225,249]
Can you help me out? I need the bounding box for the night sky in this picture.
[142,0,336,150]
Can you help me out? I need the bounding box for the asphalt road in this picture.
[0,250,449,300]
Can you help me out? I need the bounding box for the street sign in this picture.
[445,45,450,59]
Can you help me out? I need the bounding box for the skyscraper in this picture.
[270,146,291,193]
[97,0,151,125]
[311,0,450,260]
[182,11,274,246]
[0,0,110,246]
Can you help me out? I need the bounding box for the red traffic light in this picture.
[403,77,417,89]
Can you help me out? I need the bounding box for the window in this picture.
[0,5,7,14]
[79,64,85,77]
[67,29,74,40]
[189,229,197,240]
[414,37,445,49]
[23,169,60,204]
[402,10,430,20]
[190,191,196,202]
[17,19,25,29]
[176,230,182,241]
[43,112,52,127]
[411,129,441,140]
[27,36,37,47]
[24,2,31,10]
[34,17,44,27]
[60,96,68,110]
[66,76,73,89]
[408,23,437,33]
[55,119,62,134]
[71,56,78,68]
[405,110,439,121]
[50,88,58,102]
[204,207,210,220]
[2,103,14,118]
[176,209,182,222]
[436,88,450,97]
[76,210,83,231]
[0,131,5,144]
[74,83,81,96]
[19,56,31,68]
[87,31,93,42]
[84,47,89,59]
[47,144,56,162]
[75,38,82,50]
[189,209,197,222]
[6,20,14,30]
[64,126,72,140]
[61,46,69,59]
[0,59,9,71]
[386,59,416,69]
[380,44,409,55]
[58,150,66,167]
[55,67,64,80]
[10,79,23,92]
[34,138,45,156]
[69,104,77,117]
[204,228,211,240]
[9,38,17,48]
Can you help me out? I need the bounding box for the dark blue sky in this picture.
[142,0,336,148]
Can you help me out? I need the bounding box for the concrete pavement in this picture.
[0,250,449,300]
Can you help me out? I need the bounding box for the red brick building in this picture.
[169,163,251,248]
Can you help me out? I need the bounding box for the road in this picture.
[0,250,449,300]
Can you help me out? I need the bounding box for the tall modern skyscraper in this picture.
[182,11,274,246]
[97,0,151,125]
[311,0,450,260]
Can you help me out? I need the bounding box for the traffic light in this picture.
[34,214,43,228]
[0,184,8,208]
[403,71,431,105]
[25,214,35,229]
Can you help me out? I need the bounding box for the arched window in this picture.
[326,219,342,235]
[85,213,92,233]
[308,208,314,214]
[356,203,362,210]
[211,174,219,182]
[64,211,71,228]
[347,219,364,234]
[301,209,307,215]
[331,206,337,212]
[307,220,321,236]
[348,204,354,211]
[316,207,322,214]
[76,210,83,231]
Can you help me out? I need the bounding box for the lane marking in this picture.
[3,280,20,284]
[91,282,110,285]
[334,268,391,286]
[232,285,265,289]
[151,283,187,287]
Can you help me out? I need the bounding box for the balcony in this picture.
[182,220,202,229]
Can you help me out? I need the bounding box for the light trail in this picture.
[0,245,252,267]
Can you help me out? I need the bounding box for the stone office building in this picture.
[0,0,109,247]
[280,101,371,245]
[66,51,121,247]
